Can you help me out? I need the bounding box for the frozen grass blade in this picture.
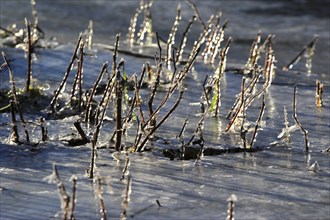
[69,175,77,220]
[186,0,206,29]
[9,101,19,144]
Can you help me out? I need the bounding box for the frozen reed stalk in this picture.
[137,0,153,46]
[43,164,70,220]
[188,15,214,61]
[292,85,310,152]
[245,32,261,74]
[70,42,84,111]
[176,15,196,62]
[315,80,324,108]
[9,101,19,144]
[210,20,228,65]
[115,69,123,151]
[97,176,107,220]
[177,118,188,160]
[225,78,246,132]
[120,153,130,181]
[50,34,82,113]
[166,4,181,70]
[127,0,144,46]
[249,95,266,148]
[25,18,32,93]
[121,175,132,220]
[283,106,291,144]
[186,0,206,29]
[69,175,77,220]
[226,194,237,220]
[40,117,48,142]
[84,62,108,124]
[2,52,30,142]
[305,35,318,74]
[282,36,318,72]
[210,37,231,117]
[85,20,93,50]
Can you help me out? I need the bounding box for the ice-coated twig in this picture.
[282,36,318,72]
[186,0,206,29]
[315,80,324,108]
[121,175,132,220]
[2,52,30,142]
[120,153,130,181]
[97,176,107,220]
[226,194,237,220]
[166,4,181,70]
[50,33,82,113]
[176,15,196,62]
[84,62,108,124]
[40,117,48,142]
[225,77,246,132]
[69,175,77,220]
[25,18,32,93]
[9,101,19,144]
[245,32,261,74]
[249,95,266,148]
[292,85,310,152]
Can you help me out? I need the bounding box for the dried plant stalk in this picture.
[120,153,130,181]
[315,80,324,107]
[70,42,84,111]
[293,85,310,152]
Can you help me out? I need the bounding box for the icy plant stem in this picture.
[115,69,123,151]
[97,176,107,220]
[293,85,310,152]
[69,176,77,220]
[25,18,32,93]
[315,80,324,108]
[2,52,30,142]
[50,33,82,112]
[121,175,132,220]
[249,95,266,148]
[84,62,108,123]
[9,101,19,144]
[225,77,245,132]
[226,194,237,220]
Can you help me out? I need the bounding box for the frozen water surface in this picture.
[0,0,329,219]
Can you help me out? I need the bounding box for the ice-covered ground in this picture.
[1,1,329,219]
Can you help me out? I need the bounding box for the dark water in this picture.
[0,1,329,219]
